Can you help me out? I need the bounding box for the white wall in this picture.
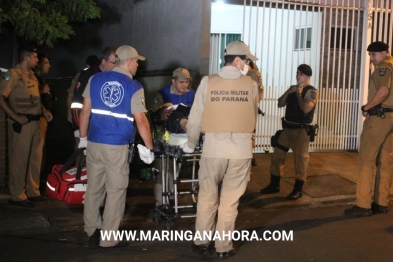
[211,3,244,34]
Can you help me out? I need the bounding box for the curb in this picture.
[239,194,356,212]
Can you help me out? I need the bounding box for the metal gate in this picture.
[210,0,393,152]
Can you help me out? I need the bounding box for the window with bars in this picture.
[219,33,241,68]
[294,27,312,50]
[330,27,356,50]
[210,33,241,74]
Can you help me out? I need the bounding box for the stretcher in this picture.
[154,133,202,230]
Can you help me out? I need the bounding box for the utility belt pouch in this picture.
[128,144,135,164]
[12,122,22,133]
[367,104,384,117]
[271,130,283,147]
[306,124,319,142]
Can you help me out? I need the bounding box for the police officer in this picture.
[0,45,52,207]
[247,61,264,101]
[345,41,393,216]
[34,53,55,182]
[35,53,52,146]
[78,45,154,248]
[181,41,259,259]
[260,64,318,200]
[247,61,264,166]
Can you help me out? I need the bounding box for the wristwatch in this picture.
[361,105,367,112]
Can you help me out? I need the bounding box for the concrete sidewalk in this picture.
[244,151,359,210]
[0,151,366,232]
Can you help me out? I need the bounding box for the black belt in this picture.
[12,114,41,121]
[282,121,309,129]
[24,114,41,121]
[368,107,393,116]
[11,113,41,122]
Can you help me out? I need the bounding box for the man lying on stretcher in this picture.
[147,68,196,213]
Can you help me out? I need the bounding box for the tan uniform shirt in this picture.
[0,64,41,115]
[247,68,264,94]
[368,56,393,108]
[186,66,259,159]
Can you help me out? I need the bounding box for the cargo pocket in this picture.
[109,147,129,190]
[116,172,129,190]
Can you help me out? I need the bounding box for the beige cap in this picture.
[172,67,191,80]
[115,45,145,61]
[224,41,258,61]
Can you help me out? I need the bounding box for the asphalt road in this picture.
[1,204,392,262]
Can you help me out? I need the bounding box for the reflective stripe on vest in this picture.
[71,102,83,109]
[91,109,134,122]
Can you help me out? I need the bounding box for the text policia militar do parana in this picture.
[210,90,250,102]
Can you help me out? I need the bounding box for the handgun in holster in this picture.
[11,114,34,133]
[367,104,385,118]
[307,124,319,142]
[128,128,137,164]
[258,107,265,116]
[128,143,135,164]
[12,122,22,133]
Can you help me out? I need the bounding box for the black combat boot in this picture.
[286,179,304,200]
[260,174,280,194]
[88,228,101,248]
[191,243,213,258]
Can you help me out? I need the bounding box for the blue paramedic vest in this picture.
[88,71,140,145]
[158,84,195,107]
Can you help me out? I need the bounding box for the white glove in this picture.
[137,144,154,164]
[78,137,87,148]
[74,130,80,138]
[181,142,194,153]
